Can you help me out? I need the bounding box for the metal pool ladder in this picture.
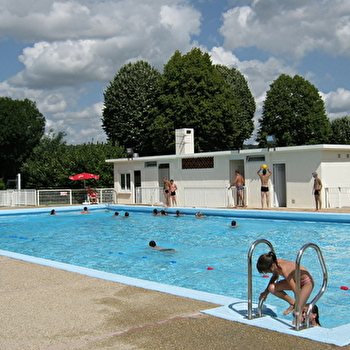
[294,243,328,330]
[247,239,328,330]
[247,238,275,320]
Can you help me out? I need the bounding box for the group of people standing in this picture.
[163,178,178,208]
[228,167,323,211]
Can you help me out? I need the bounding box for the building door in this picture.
[229,160,245,182]
[134,170,141,203]
[229,160,245,206]
[273,163,286,207]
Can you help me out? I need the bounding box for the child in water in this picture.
[302,304,321,327]
[257,251,314,323]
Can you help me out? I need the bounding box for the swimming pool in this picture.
[1,205,350,329]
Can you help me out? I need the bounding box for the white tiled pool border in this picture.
[2,249,350,346]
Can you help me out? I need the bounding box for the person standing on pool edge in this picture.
[162,178,171,208]
[257,166,272,209]
[228,170,246,208]
[257,251,314,325]
[169,179,178,207]
[312,172,322,211]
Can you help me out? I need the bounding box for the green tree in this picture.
[63,142,125,188]
[0,97,45,182]
[257,74,331,147]
[149,48,254,153]
[102,61,161,156]
[215,65,255,148]
[21,132,125,189]
[20,131,67,188]
[330,116,350,144]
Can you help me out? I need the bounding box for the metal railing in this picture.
[0,189,116,207]
[134,186,243,208]
[294,243,328,330]
[325,186,350,208]
[135,187,164,205]
[247,239,275,320]
[0,189,37,207]
[37,189,117,206]
[247,239,328,331]
[183,187,228,208]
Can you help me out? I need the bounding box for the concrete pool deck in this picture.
[1,253,350,350]
[2,206,350,349]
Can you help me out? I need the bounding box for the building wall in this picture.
[108,145,350,209]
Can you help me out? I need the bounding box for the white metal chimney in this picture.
[175,128,194,155]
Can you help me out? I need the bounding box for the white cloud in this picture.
[4,2,201,89]
[47,102,106,144]
[220,0,350,59]
[1,0,350,146]
[322,88,350,119]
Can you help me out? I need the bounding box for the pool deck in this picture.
[2,206,350,349]
[2,255,349,350]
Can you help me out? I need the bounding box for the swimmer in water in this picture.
[149,240,176,252]
[230,220,239,227]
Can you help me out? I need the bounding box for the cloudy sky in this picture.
[1,0,350,145]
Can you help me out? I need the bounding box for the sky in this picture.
[1,0,350,145]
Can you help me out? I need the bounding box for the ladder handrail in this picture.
[247,239,275,319]
[294,243,328,330]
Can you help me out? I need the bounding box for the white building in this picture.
[106,129,350,209]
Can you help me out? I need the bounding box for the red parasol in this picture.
[69,173,100,188]
[69,173,100,181]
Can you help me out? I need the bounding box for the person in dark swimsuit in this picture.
[257,167,272,209]
[169,179,178,206]
[312,172,322,211]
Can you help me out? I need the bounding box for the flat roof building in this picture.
[106,129,350,209]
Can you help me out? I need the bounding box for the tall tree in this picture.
[330,116,350,144]
[149,48,254,153]
[102,61,161,156]
[215,65,255,148]
[257,74,331,147]
[0,97,45,182]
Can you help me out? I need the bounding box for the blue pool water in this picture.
[1,205,350,329]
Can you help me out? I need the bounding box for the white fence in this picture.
[0,189,37,207]
[0,189,117,207]
[135,187,164,205]
[2,186,348,208]
[325,187,350,208]
[135,186,246,208]
[183,187,228,208]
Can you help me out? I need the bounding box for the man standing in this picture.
[312,172,322,211]
[257,167,272,209]
[228,170,246,208]
[169,179,178,207]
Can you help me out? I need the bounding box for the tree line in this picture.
[1,48,349,189]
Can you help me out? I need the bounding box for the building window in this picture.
[144,161,157,167]
[246,156,265,162]
[182,157,214,169]
[121,173,131,191]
